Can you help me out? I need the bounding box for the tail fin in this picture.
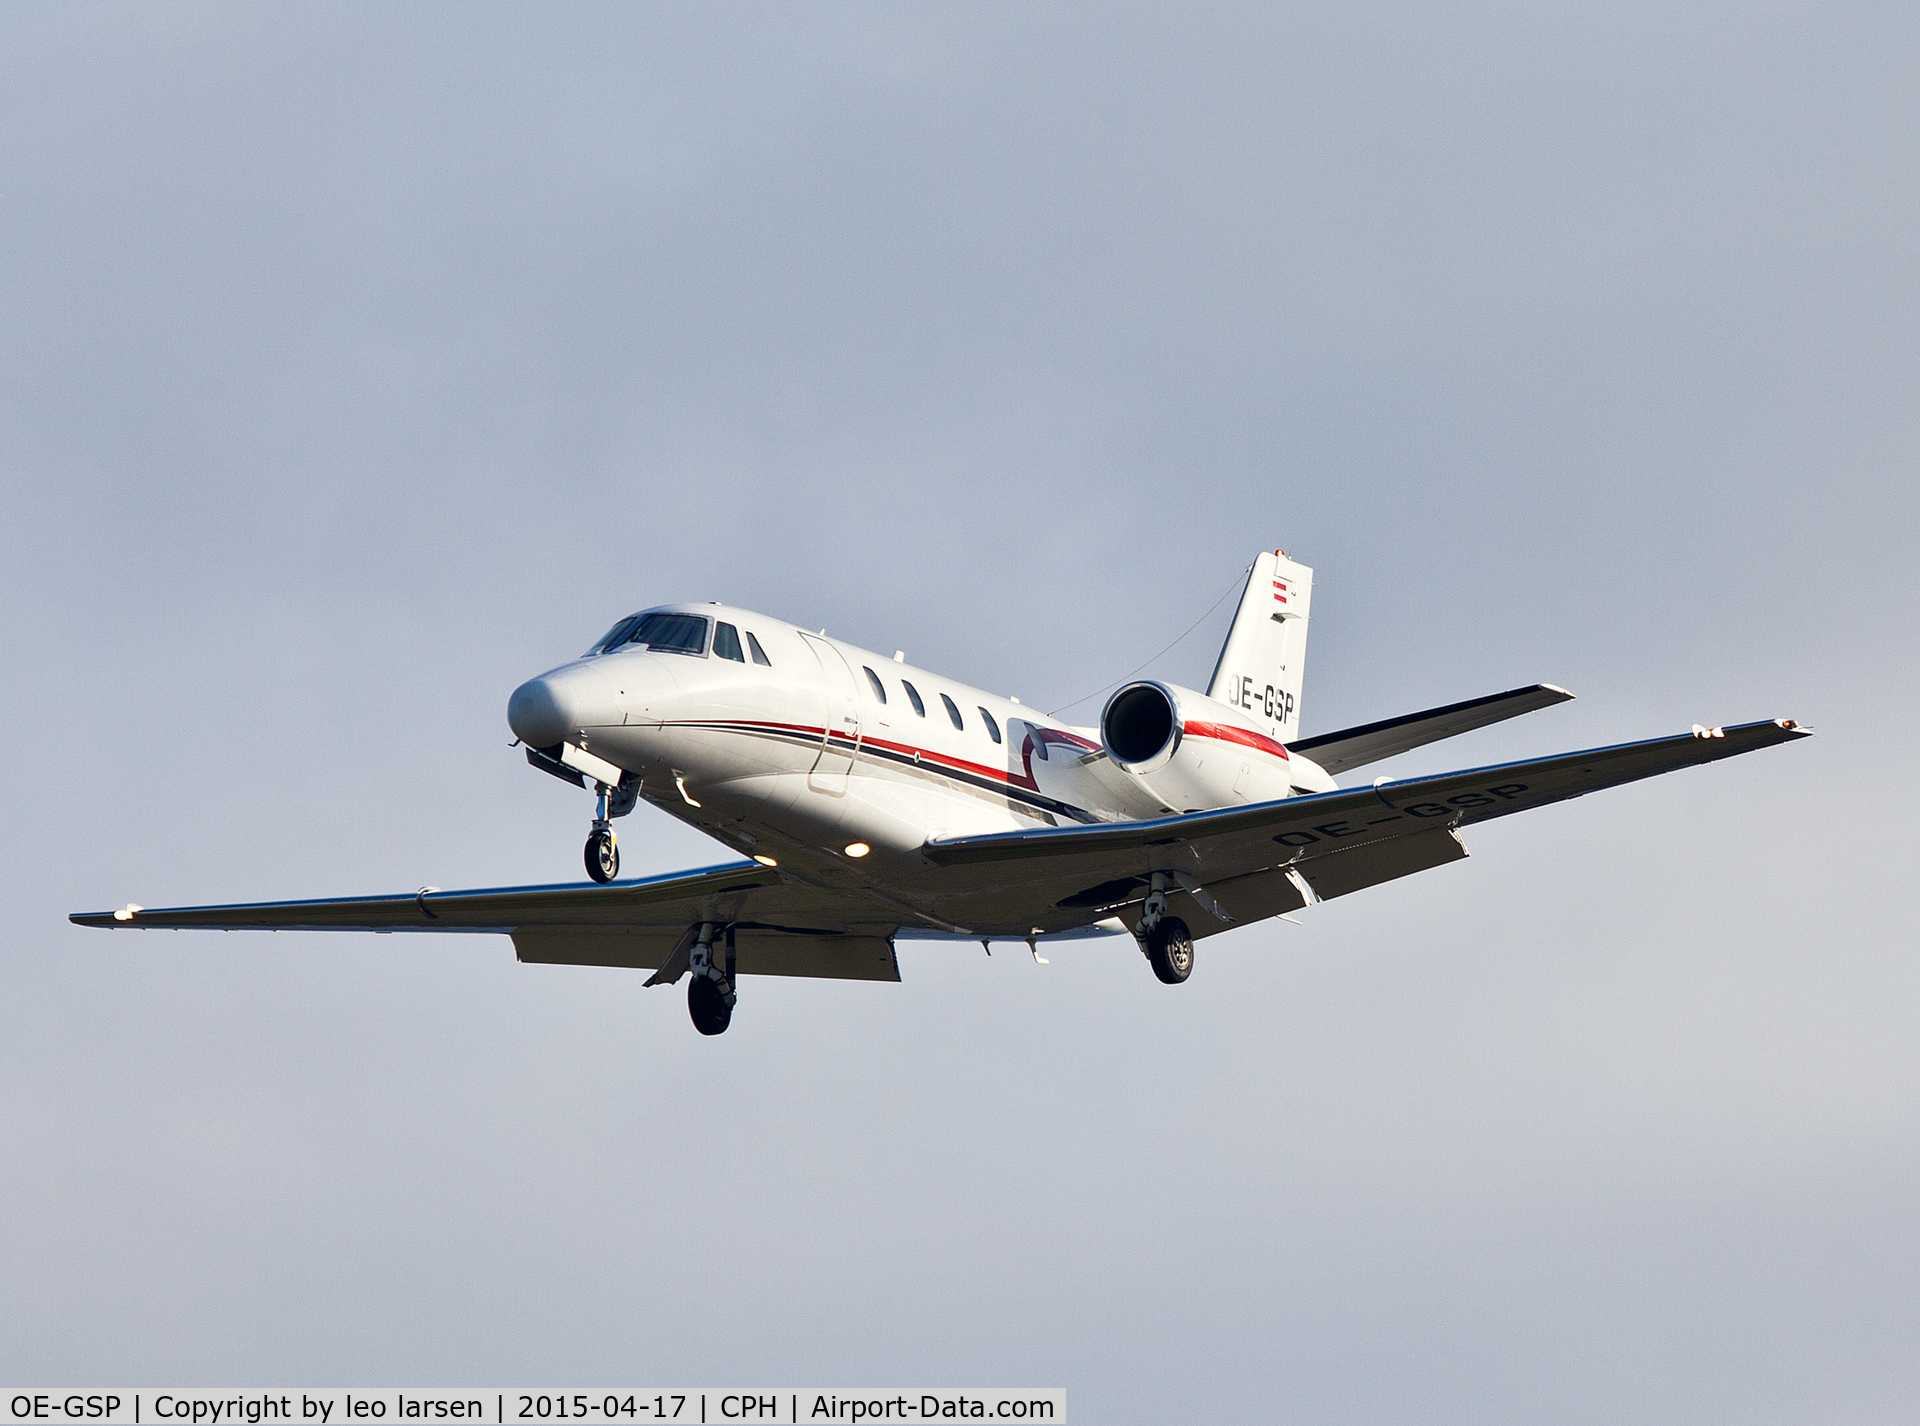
[1205,549,1313,741]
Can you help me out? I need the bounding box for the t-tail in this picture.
[1205,549,1313,742]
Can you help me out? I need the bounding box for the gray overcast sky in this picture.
[3,4,1916,1420]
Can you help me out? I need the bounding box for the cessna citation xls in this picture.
[75,550,1810,1035]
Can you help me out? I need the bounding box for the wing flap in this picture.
[1148,827,1469,939]
[1295,825,1469,900]
[736,933,901,982]
[512,926,901,981]
[1182,866,1307,938]
[1287,684,1574,775]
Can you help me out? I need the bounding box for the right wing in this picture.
[1287,683,1575,775]
[70,861,902,982]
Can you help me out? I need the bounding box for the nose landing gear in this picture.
[585,827,618,882]
[687,924,737,1035]
[585,782,620,883]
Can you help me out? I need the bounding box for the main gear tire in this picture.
[688,975,734,1036]
[1145,916,1195,985]
[585,828,619,883]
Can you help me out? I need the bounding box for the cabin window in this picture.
[714,622,745,663]
[902,681,926,716]
[747,632,772,666]
[863,667,888,703]
[978,708,1001,743]
[621,612,710,656]
[940,693,964,730]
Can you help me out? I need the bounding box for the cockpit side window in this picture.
[940,693,964,730]
[747,632,772,666]
[978,707,1002,744]
[588,615,640,655]
[622,612,711,656]
[714,622,745,663]
[902,681,926,716]
[863,667,888,703]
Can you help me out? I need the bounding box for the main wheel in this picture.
[585,828,619,883]
[688,975,734,1036]
[1145,916,1194,984]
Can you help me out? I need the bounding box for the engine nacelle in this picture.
[1100,680,1305,813]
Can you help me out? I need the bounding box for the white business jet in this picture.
[74,551,1810,1035]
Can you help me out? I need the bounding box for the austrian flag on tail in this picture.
[1270,548,1295,608]
[1205,549,1314,739]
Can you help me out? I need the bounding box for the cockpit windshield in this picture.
[620,612,711,656]
[588,611,714,657]
[587,618,633,655]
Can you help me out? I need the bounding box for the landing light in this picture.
[753,854,779,867]
[843,842,871,859]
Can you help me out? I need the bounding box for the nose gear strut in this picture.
[584,782,619,883]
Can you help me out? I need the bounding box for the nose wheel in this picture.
[583,780,621,883]
[585,827,619,883]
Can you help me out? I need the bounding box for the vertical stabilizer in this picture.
[1205,550,1314,741]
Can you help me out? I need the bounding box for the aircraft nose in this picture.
[508,668,615,747]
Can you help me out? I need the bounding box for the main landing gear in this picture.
[688,924,737,1036]
[585,782,619,883]
[1145,918,1195,984]
[1136,874,1195,985]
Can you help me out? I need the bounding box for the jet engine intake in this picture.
[1103,681,1183,773]
[1100,679,1296,811]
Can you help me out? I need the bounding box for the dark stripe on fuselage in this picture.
[665,719,1103,824]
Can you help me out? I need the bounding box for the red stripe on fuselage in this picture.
[1030,726,1101,753]
[668,718,1045,792]
[850,729,1037,790]
[1182,720,1290,761]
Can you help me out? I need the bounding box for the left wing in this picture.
[924,718,1811,890]
[70,861,902,982]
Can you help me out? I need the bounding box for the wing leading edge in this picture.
[69,860,780,932]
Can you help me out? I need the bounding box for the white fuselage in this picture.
[507,603,1335,892]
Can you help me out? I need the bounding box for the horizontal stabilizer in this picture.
[1288,683,1574,775]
